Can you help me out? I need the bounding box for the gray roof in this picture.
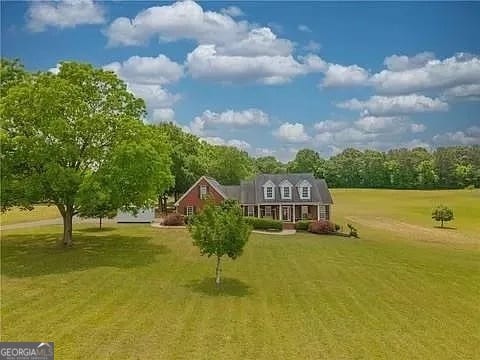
[222,173,333,205]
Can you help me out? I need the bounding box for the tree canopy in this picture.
[1,61,173,245]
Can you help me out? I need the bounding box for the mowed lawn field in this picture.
[0,205,59,226]
[1,190,479,359]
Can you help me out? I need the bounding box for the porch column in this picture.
[292,203,296,223]
[279,204,282,221]
[257,204,261,218]
[317,204,320,221]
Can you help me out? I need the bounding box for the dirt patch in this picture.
[346,216,479,247]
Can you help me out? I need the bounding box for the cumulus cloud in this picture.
[442,84,480,100]
[188,109,270,135]
[354,116,404,133]
[152,108,175,123]
[27,0,105,32]
[103,54,183,85]
[127,83,180,108]
[410,123,427,133]
[201,136,251,150]
[383,52,436,72]
[338,94,448,116]
[321,64,370,87]
[303,40,321,53]
[314,120,349,132]
[432,126,480,146]
[104,0,249,46]
[186,44,316,84]
[371,53,480,94]
[220,6,244,17]
[274,122,311,143]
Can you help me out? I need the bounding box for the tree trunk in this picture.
[215,256,222,286]
[62,205,74,246]
[174,191,178,202]
[441,219,444,228]
[99,216,103,230]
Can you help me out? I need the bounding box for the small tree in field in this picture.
[432,205,454,228]
[188,200,251,285]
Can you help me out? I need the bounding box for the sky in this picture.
[2,0,480,161]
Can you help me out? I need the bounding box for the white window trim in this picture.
[279,179,293,200]
[262,180,276,200]
[297,180,312,200]
[186,206,194,216]
[200,185,207,199]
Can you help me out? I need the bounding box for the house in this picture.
[174,173,333,223]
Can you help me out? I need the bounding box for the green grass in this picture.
[1,190,479,359]
[1,205,60,226]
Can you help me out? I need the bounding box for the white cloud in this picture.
[410,123,427,133]
[27,0,105,32]
[314,120,349,132]
[220,6,244,17]
[105,0,249,46]
[151,108,175,123]
[354,116,404,133]
[432,126,480,146]
[188,109,269,135]
[383,52,435,72]
[201,136,251,150]
[298,24,311,33]
[338,94,448,116]
[303,40,321,53]
[216,27,294,57]
[103,55,183,85]
[371,53,480,94]
[322,64,370,87]
[442,84,480,100]
[186,44,315,84]
[127,83,180,108]
[274,122,311,143]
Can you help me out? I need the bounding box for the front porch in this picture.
[242,204,330,222]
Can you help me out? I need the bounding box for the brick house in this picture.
[175,173,333,223]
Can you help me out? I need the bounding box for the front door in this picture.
[282,206,291,221]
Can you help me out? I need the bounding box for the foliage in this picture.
[308,220,337,234]
[1,60,173,245]
[188,201,251,285]
[163,213,185,226]
[287,148,323,174]
[254,156,286,174]
[244,217,283,231]
[431,205,454,228]
[295,220,312,231]
[76,175,117,229]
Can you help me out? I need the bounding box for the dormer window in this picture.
[279,179,293,200]
[297,180,312,200]
[262,180,276,200]
[200,185,207,199]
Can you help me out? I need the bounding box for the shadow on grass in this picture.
[433,226,457,230]
[1,231,169,278]
[76,227,116,233]
[185,277,252,297]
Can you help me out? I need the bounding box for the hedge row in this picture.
[244,217,283,231]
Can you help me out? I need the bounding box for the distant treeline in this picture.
[158,123,480,194]
[277,146,480,189]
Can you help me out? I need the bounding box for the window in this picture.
[186,206,194,216]
[318,206,326,220]
[301,206,309,219]
[247,205,254,217]
[200,185,207,199]
[301,187,310,199]
[279,180,292,199]
[266,187,273,199]
[283,187,290,198]
[265,206,272,217]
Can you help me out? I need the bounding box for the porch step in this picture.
[282,222,296,230]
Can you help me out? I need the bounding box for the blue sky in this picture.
[2,1,480,160]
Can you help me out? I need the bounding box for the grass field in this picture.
[1,190,479,359]
[0,205,60,226]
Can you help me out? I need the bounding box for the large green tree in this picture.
[1,61,173,246]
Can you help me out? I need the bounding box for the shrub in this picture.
[295,220,312,231]
[308,220,337,234]
[244,217,282,231]
[163,213,185,226]
[431,205,454,228]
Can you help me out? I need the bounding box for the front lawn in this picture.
[0,205,60,226]
[1,223,479,359]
